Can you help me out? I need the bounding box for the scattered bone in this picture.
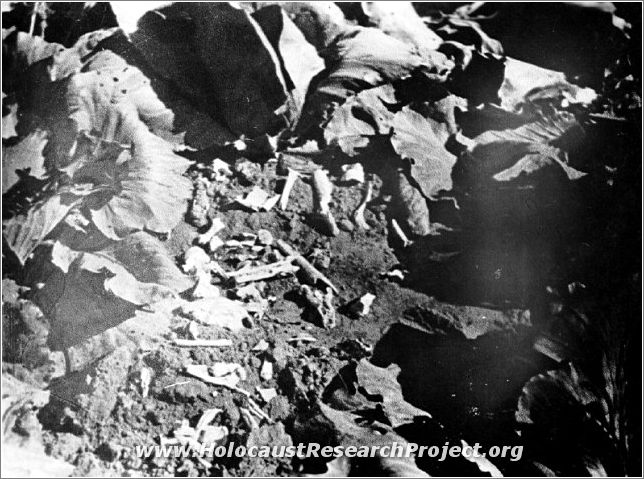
[353,178,374,230]
[210,362,247,381]
[233,158,261,184]
[380,268,406,281]
[238,232,257,241]
[252,339,270,352]
[209,236,225,252]
[183,246,211,274]
[239,407,260,430]
[391,219,413,247]
[347,293,376,318]
[256,229,274,246]
[251,245,265,253]
[192,269,220,299]
[234,188,279,212]
[186,321,200,340]
[243,300,269,317]
[287,334,317,344]
[200,425,229,445]
[260,360,274,381]
[163,380,191,389]
[140,367,153,398]
[198,217,226,246]
[279,168,300,210]
[261,194,281,212]
[275,240,339,294]
[227,258,299,284]
[311,169,339,236]
[235,284,264,302]
[276,153,320,175]
[173,339,233,348]
[225,239,255,249]
[210,158,233,182]
[300,284,336,329]
[185,364,244,389]
[235,186,270,211]
[340,163,365,184]
[256,387,277,403]
[179,297,248,331]
[195,408,223,432]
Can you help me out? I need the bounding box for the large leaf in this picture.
[85,115,192,239]
[298,403,429,477]
[326,358,431,429]
[390,106,456,199]
[39,63,194,239]
[459,113,587,186]
[500,57,597,113]
[516,366,619,476]
[295,26,453,140]
[3,189,85,264]
[252,5,325,122]
[31,232,191,350]
[323,85,396,155]
[2,130,48,192]
[115,2,300,137]
[359,2,443,54]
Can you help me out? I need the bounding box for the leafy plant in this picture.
[3,27,193,349]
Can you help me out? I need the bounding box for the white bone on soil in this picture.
[279,168,299,210]
[311,169,340,236]
[227,258,299,284]
[198,217,226,245]
[353,178,374,230]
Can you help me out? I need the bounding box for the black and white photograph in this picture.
[1,1,642,477]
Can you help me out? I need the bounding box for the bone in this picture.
[300,284,336,329]
[275,239,339,294]
[353,178,374,230]
[279,168,300,210]
[227,258,299,284]
[173,339,233,348]
[311,169,339,236]
[391,219,413,247]
[198,217,225,246]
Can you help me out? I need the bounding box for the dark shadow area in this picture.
[371,322,556,475]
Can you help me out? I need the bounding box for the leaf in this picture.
[354,359,432,428]
[492,150,586,182]
[325,358,432,429]
[391,106,456,199]
[303,403,429,477]
[500,57,597,113]
[118,2,295,137]
[360,1,443,54]
[295,27,453,140]
[2,130,48,191]
[101,231,193,293]
[3,190,84,264]
[252,5,325,121]
[460,113,588,185]
[516,365,617,476]
[32,233,190,350]
[323,85,396,155]
[86,116,192,239]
